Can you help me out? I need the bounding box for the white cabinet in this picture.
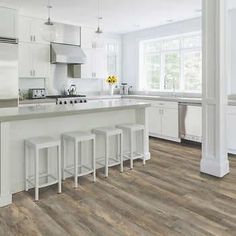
[19,16,48,44]
[81,47,107,79]
[19,43,50,78]
[0,7,17,38]
[144,100,180,142]
[148,106,162,134]
[162,108,179,139]
[81,27,99,48]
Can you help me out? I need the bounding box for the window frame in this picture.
[139,32,202,93]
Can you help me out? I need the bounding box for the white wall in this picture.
[122,18,201,91]
[228,9,236,94]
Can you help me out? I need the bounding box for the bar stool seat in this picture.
[62,131,96,188]
[93,127,123,136]
[93,127,123,177]
[116,123,146,169]
[25,136,61,201]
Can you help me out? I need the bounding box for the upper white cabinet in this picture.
[81,27,98,48]
[53,23,81,45]
[19,43,50,78]
[19,16,48,44]
[81,48,107,79]
[80,27,108,79]
[0,7,17,38]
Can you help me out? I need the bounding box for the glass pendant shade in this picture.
[41,3,56,42]
[41,22,56,42]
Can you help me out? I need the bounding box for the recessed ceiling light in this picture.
[166,19,174,23]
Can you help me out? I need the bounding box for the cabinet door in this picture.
[32,18,48,44]
[148,106,162,135]
[162,108,179,139]
[19,16,32,43]
[93,48,107,79]
[32,44,50,78]
[0,7,17,39]
[19,43,33,78]
[81,27,96,48]
[19,16,48,44]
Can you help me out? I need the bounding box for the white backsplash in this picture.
[19,64,106,96]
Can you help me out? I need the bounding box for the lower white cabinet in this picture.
[143,100,180,142]
[19,43,50,78]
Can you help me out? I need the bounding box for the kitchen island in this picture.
[0,99,150,207]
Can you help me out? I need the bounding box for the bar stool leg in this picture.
[92,138,96,182]
[142,129,146,165]
[74,141,78,188]
[35,148,39,201]
[47,147,50,183]
[130,131,134,170]
[105,136,109,178]
[120,133,123,173]
[57,145,62,193]
[25,142,29,191]
[62,138,66,181]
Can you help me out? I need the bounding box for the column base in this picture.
[200,158,229,178]
[0,193,12,207]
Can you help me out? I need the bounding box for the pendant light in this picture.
[95,0,103,34]
[41,0,56,42]
[94,0,104,48]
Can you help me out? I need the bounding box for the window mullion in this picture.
[160,52,165,91]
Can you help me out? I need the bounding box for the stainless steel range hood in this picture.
[50,42,86,64]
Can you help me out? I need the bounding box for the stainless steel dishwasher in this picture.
[179,103,202,143]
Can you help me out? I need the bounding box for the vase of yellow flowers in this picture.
[106,75,118,96]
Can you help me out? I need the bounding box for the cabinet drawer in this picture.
[143,100,178,109]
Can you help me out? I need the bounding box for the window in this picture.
[139,33,202,93]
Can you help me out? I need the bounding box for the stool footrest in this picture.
[64,165,94,177]
[96,157,121,169]
[123,152,144,160]
[27,174,58,189]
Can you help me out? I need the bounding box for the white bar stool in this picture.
[93,127,123,177]
[62,131,96,188]
[25,136,62,201]
[116,124,146,169]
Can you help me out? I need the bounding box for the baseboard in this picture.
[0,194,12,207]
[200,158,230,178]
[149,133,181,143]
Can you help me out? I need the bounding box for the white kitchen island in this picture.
[0,99,150,207]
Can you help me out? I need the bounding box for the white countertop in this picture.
[18,94,236,106]
[123,95,202,104]
[0,99,150,122]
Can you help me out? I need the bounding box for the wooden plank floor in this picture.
[1,138,236,236]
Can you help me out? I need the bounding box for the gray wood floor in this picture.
[1,138,236,236]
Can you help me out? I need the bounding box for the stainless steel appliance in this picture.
[47,95,87,105]
[120,83,129,95]
[50,42,86,65]
[179,103,202,143]
[29,89,46,99]
[0,7,18,108]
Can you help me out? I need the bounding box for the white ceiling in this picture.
[1,0,202,34]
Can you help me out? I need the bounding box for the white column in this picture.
[200,0,229,177]
[136,107,151,160]
[0,122,12,207]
